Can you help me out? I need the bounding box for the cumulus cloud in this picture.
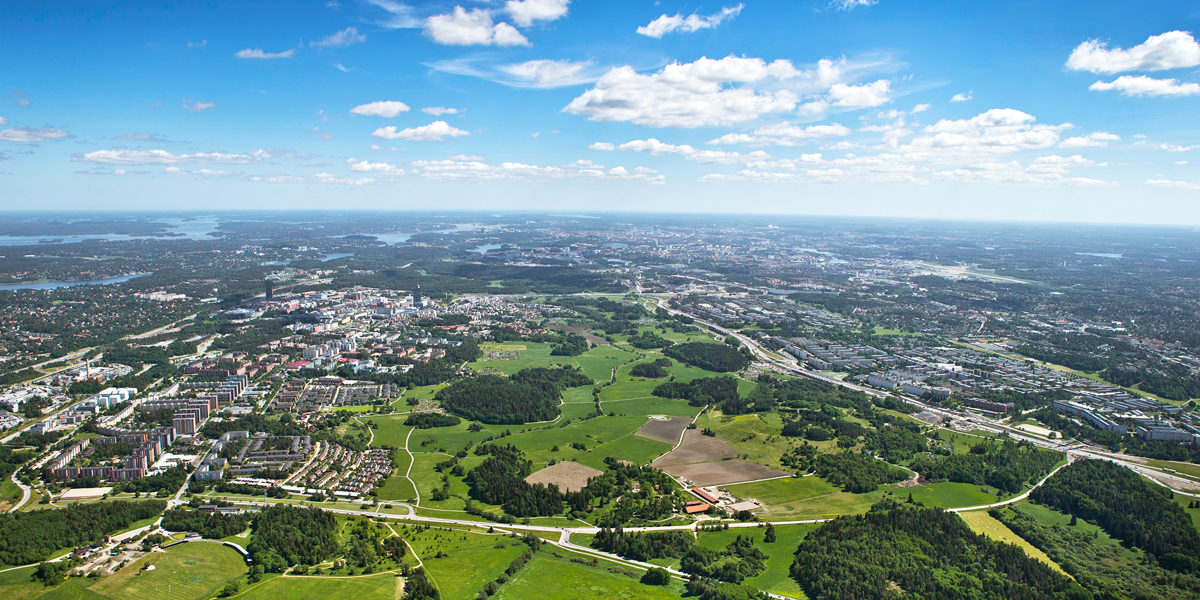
[616,138,696,155]
[235,48,296,59]
[312,172,375,186]
[1088,75,1200,97]
[425,7,530,47]
[187,40,207,48]
[409,155,665,183]
[830,0,877,10]
[371,121,469,141]
[0,126,71,142]
[1066,31,1200,74]
[950,91,972,102]
[347,158,404,175]
[0,116,6,125]
[698,108,1107,187]
[73,149,259,165]
[911,103,930,113]
[422,107,459,116]
[350,101,411,117]
[505,0,570,27]
[310,27,367,48]
[589,142,615,151]
[563,56,807,128]
[183,99,216,112]
[1059,131,1120,148]
[1146,179,1200,189]
[636,4,743,38]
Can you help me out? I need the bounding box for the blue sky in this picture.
[2,0,1199,223]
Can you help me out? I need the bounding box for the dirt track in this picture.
[525,461,603,492]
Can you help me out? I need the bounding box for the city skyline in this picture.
[2,1,1199,223]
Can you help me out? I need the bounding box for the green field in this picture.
[724,475,997,520]
[0,478,25,511]
[402,526,528,600]
[0,566,49,600]
[468,343,640,383]
[367,414,414,449]
[691,524,818,598]
[88,541,247,600]
[692,411,795,470]
[958,510,1065,574]
[235,573,399,600]
[495,552,684,600]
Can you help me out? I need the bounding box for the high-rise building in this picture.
[265,279,274,300]
[413,285,422,307]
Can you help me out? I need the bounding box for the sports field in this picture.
[88,541,247,600]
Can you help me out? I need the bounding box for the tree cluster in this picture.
[664,342,750,373]
[247,504,339,571]
[0,500,167,565]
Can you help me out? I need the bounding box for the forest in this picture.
[437,366,591,424]
[993,505,1200,599]
[791,506,1087,600]
[589,527,695,562]
[0,500,167,565]
[161,507,251,539]
[247,504,340,571]
[404,412,461,429]
[630,357,673,378]
[652,376,741,407]
[812,451,910,493]
[665,341,751,372]
[909,440,1061,494]
[465,444,563,517]
[1030,459,1200,570]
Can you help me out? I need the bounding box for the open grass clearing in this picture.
[401,524,527,600]
[235,573,398,600]
[88,541,247,600]
[958,510,1066,574]
[691,523,819,598]
[494,551,683,600]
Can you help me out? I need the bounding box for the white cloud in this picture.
[1175,160,1188,165]
[636,4,743,38]
[497,59,595,88]
[830,0,877,10]
[563,56,805,128]
[251,148,312,160]
[422,107,460,116]
[505,0,570,27]
[1157,143,1195,152]
[183,99,216,112]
[163,166,240,178]
[348,158,405,175]
[428,57,601,88]
[616,138,696,155]
[1066,31,1200,74]
[827,80,892,107]
[311,27,366,48]
[950,91,972,102]
[911,103,931,113]
[235,48,296,59]
[312,172,375,186]
[821,140,860,150]
[589,142,615,151]
[1059,131,1120,148]
[1088,75,1200,97]
[425,7,530,47]
[371,121,469,141]
[1146,178,1200,190]
[706,123,852,146]
[0,116,6,125]
[0,126,70,142]
[410,155,665,183]
[350,101,411,117]
[362,0,421,28]
[187,40,207,48]
[114,133,173,143]
[74,149,259,165]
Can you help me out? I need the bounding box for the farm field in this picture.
[88,541,247,600]
[723,476,998,520]
[0,566,49,600]
[958,510,1065,574]
[691,410,796,471]
[236,573,398,600]
[495,552,684,600]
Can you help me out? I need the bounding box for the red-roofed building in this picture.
[692,487,719,504]
[684,501,710,514]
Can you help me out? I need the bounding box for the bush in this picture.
[641,567,671,585]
